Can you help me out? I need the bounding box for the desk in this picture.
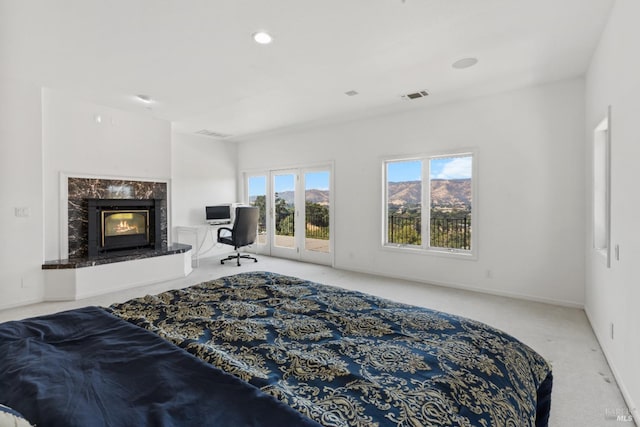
[175,224,230,267]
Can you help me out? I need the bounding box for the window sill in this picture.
[382,244,477,261]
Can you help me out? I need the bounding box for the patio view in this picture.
[248,172,330,252]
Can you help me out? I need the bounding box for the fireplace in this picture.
[87,199,161,257]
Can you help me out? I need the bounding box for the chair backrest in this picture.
[232,207,259,248]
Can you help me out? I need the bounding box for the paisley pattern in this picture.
[108,272,551,427]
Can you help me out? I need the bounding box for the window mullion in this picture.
[422,159,430,250]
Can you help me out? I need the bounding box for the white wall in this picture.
[238,78,586,306]
[171,132,237,258]
[585,0,640,419]
[0,85,237,308]
[0,78,45,309]
[42,89,172,260]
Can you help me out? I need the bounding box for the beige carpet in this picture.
[0,255,633,427]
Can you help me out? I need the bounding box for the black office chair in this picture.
[218,206,259,266]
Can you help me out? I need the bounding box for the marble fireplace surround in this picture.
[66,176,169,259]
[42,175,192,301]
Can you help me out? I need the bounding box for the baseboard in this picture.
[584,307,638,423]
[0,297,43,312]
[334,263,584,309]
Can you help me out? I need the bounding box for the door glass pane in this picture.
[386,160,422,245]
[305,171,330,253]
[429,156,472,250]
[274,174,295,248]
[248,176,267,245]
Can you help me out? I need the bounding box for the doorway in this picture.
[246,165,333,266]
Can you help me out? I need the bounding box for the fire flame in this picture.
[114,220,138,234]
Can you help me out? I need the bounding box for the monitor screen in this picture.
[205,205,231,224]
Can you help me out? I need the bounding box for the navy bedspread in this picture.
[110,272,553,427]
[0,306,321,427]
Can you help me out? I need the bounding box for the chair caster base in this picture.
[220,252,258,266]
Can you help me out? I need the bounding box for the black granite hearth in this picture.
[42,243,191,270]
[41,177,189,271]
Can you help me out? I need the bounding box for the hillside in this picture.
[261,179,470,210]
[388,179,471,209]
[272,190,329,205]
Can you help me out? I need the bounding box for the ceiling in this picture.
[1,0,614,141]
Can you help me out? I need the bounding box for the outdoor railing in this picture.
[388,215,470,250]
[274,211,329,240]
[306,211,329,239]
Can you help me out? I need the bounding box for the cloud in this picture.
[434,157,472,179]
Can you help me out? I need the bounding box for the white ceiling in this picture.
[1,0,614,140]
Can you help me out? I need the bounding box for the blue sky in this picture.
[248,171,330,196]
[387,156,472,182]
[304,171,330,191]
[248,176,266,197]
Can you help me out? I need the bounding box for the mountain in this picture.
[387,181,421,206]
[388,179,471,209]
[273,190,329,206]
[305,189,330,205]
[430,179,471,208]
[261,179,470,209]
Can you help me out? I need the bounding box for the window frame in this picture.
[382,150,477,260]
[592,108,612,268]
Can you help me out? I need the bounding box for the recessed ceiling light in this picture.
[135,94,153,103]
[252,31,273,45]
[452,57,478,69]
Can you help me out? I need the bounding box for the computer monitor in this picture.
[205,205,232,225]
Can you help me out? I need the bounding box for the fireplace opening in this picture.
[88,199,161,257]
[102,210,149,249]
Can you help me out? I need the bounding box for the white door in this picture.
[247,174,269,254]
[270,170,299,259]
[300,168,332,265]
[245,166,333,265]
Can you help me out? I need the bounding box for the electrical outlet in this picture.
[14,207,31,217]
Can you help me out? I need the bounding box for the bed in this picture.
[0,271,552,426]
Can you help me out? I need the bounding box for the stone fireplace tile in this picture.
[67,177,168,259]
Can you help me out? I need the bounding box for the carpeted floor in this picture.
[0,255,634,427]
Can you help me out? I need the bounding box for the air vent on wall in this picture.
[401,90,429,100]
[195,129,232,139]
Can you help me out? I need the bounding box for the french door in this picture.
[246,165,333,266]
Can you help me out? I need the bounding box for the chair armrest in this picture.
[217,227,233,238]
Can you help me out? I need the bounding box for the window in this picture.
[593,108,611,267]
[384,153,474,255]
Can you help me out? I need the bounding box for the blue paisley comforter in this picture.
[109,271,552,427]
[0,305,321,427]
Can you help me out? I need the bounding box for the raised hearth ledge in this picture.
[42,244,193,301]
[42,244,191,269]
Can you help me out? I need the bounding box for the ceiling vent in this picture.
[401,90,429,100]
[195,129,232,139]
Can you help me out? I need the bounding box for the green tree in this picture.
[275,195,294,236]
[305,202,329,239]
[251,195,267,234]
